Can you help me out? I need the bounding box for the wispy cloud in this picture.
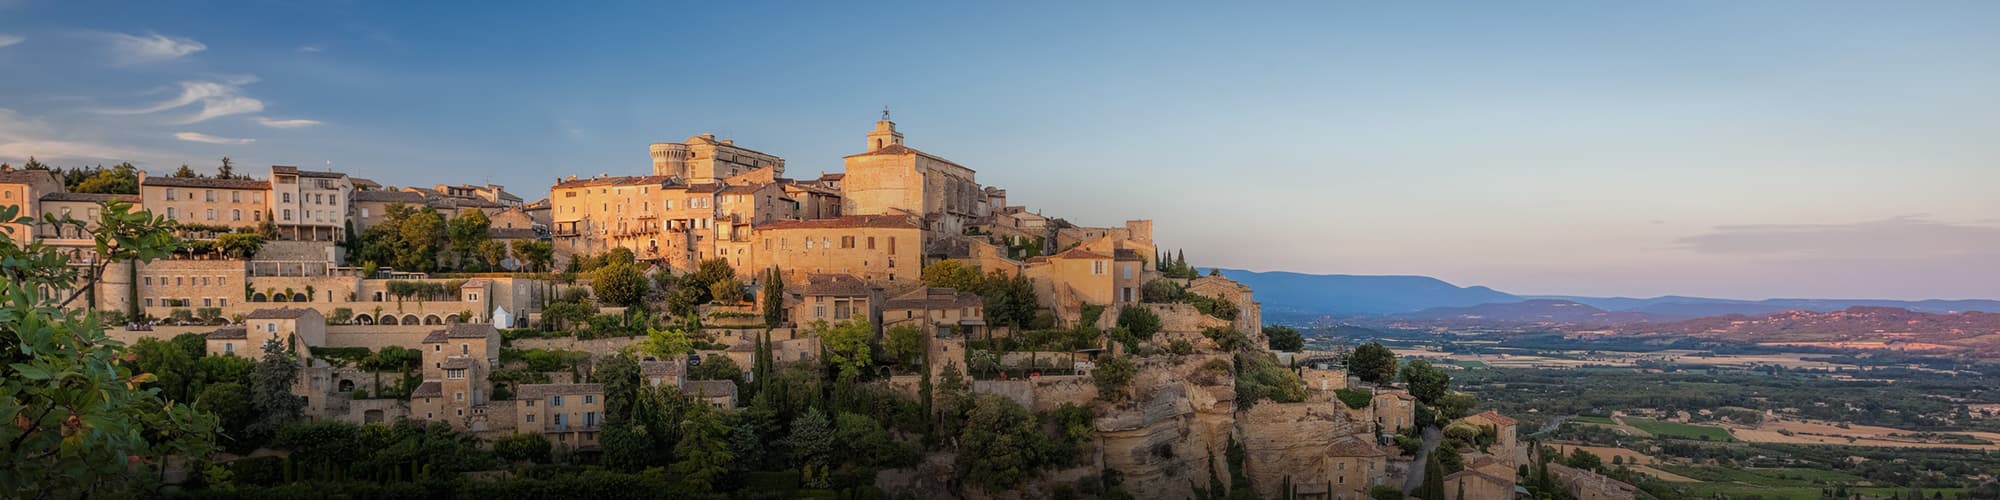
[98,79,264,123]
[102,32,206,64]
[256,117,321,128]
[297,44,323,53]
[0,34,22,49]
[1677,216,2000,260]
[0,108,162,163]
[173,131,254,144]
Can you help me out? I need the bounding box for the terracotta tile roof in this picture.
[411,381,443,399]
[800,273,874,297]
[1470,410,1517,426]
[460,278,491,288]
[1326,435,1388,457]
[757,214,919,231]
[515,383,603,400]
[552,175,677,189]
[726,340,757,352]
[40,192,140,203]
[818,173,844,181]
[523,199,550,210]
[245,308,317,320]
[1052,247,1112,260]
[205,326,247,340]
[141,176,270,190]
[441,357,475,370]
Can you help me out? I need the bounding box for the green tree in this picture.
[1093,355,1137,401]
[248,339,305,438]
[959,395,1050,491]
[477,240,509,270]
[1349,342,1399,385]
[884,324,925,367]
[1399,359,1451,405]
[511,239,552,272]
[72,162,140,194]
[760,266,785,326]
[814,318,874,380]
[921,259,985,293]
[689,353,743,383]
[395,208,448,272]
[173,164,200,178]
[671,403,734,492]
[1416,452,1446,500]
[981,271,1039,330]
[637,327,694,359]
[493,433,552,463]
[592,260,648,307]
[1265,325,1304,352]
[446,209,491,269]
[1116,305,1161,340]
[0,200,218,495]
[782,407,835,469]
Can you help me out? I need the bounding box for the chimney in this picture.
[721,138,733,145]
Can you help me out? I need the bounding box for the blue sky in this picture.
[3,1,1998,300]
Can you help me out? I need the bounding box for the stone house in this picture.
[1459,410,1521,463]
[268,166,352,242]
[514,383,606,450]
[1372,389,1416,433]
[241,308,327,357]
[0,167,65,245]
[788,273,881,329]
[839,117,982,237]
[753,214,924,287]
[414,323,500,431]
[882,287,985,339]
[1548,463,1637,500]
[1324,435,1389,500]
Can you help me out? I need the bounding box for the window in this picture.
[283,209,292,221]
[867,237,876,249]
[583,395,594,404]
[888,237,897,253]
[219,298,227,306]
[361,207,370,218]
[252,210,261,221]
[550,396,563,407]
[447,369,466,380]
[205,190,215,202]
[165,188,176,201]
[1093,261,1106,275]
[585,412,597,427]
[282,193,291,203]
[525,414,535,423]
[1122,265,1133,280]
[165,207,177,219]
[143,277,152,286]
[223,342,234,354]
[525,400,535,408]
[455,392,464,401]
[232,209,242,221]
[461,344,469,354]
[231,191,241,203]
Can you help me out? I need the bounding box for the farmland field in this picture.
[1623,418,1733,441]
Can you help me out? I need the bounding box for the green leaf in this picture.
[12,363,52,380]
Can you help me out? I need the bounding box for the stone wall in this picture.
[511,336,640,358]
[972,380,1033,409]
[1235,401,1358,499]
[324,325,436,350]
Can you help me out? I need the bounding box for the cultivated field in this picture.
[1731,418,2000,450]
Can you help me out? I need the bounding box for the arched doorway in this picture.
[355,314,374,325]
[402,314,420,325]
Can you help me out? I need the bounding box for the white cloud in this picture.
[173,131,254,145]
[103,32,205,63]
[0,34,22,49]
[297,44,323,53]
[98,80,264,123]
[256,117,321,128]
[0,108,161,163]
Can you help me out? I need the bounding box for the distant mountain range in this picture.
[1211,269,2000,320]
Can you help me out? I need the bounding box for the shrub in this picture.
[1335,388,1373,410]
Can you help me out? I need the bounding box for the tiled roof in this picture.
[411,381,443,399]
[353,190,429,203]
[444,323,497,339]
[421,330,449,344]
[205,326,247,340]
[245,308,317,320]
[1375,389,1415,401]
[0,168,59,184]
[720,184,765,194]
[515,383,603,400]
[1445,469,1514,487]
[1326,435,1388,457]
[757,214,919,231]
[267,166,342,179]
[685,183,723,194]
[1113,248,1145,262]
[885,287,983,310]
[440,357,475,370]
[460,278,491,288]
[1052,247,1112,260]
[41,192,140,203]
[800,273,873,297]
[523,199,550,210]
[141,176,270,190]
[551,175,677,189]
[1469,410,1518,426]
[817,173,844,181]
[640,360,683,378]
[684,380,737,399]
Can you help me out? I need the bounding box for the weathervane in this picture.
[882,106,891,121]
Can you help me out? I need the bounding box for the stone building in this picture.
[414,323,500,431]
[1548,463,1636,500]
[1325,435,1389,500]
[1459,410,1521,464]
[0,167,64,244]
[514,383,605,450]
[138,174,269,231]
[241,308,328,358]
[268,166,352,242]
[882,287,985,339]
[752,214,923,287]
[839,117,982,237]
[649,134,785,182]
[788,273,882,328]
[1372,389,1416,433]
[1444,468,1517,500]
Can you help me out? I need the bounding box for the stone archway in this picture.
[251,292,267,302]
[380,315,399,325]
[402,314,420,325]
[292,292,308,302]
[423,315,444,325]
[355,314,374,325]
[364,409,384,423]
[337,379,355,393]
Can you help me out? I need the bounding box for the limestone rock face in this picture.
[1236,401,1361,498]
[1096,355,1235,499]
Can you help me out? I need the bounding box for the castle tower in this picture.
[866,108,904,152]
[650,142,689,178]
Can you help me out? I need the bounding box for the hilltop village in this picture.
[0,117,1606,499]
